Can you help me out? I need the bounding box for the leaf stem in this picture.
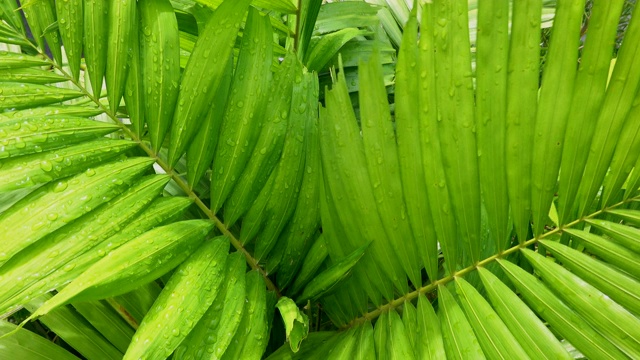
[293,0,302,52]
[22,38,280,296]
[342,195,640,328]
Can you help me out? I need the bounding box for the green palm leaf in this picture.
[0,0,639,359]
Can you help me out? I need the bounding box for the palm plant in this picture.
[0,0,639,359]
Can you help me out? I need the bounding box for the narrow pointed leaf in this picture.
[55,0,83,80]
[416,294,446,359]
[0,67,67,84]
[438,284,485,360]
[0,116,119,160]
[0,175,168,315]
[222,55,298,225]
[328,327,357,359]
[106,0,136,111]
[24,294,122,360]
[319,174,379,310]
[0,139,135,192]
[168,0,251,166]
[320,66,406,297]
[476,0,510,248]
[252,71,316,260]
[275,114,322,289]
[530,0,583,235]
[455,277,530,359]
[139,0,180,152]
[498,258,628,359]
[540,239,640,316]
[0,51,49,69]
[22,0,63,65]
[402,301,417,352]
[173,252,246,360]
[209,8,273,210]
[26,220,213,320]
[276,297,309,353]
[354,321,376,360]
[0,83,83,110]
[432,0,481,262]
[557,0,625,223]
[606,208,640,226]
[0,22,31,46]
[2,105,104,119]
[478,267,572,360]
[0,157,153,266]
[84,0,108,98]
[576,8,640,216]
[521,248,640,358]
[305,28,367,72]
[123,237,229,360]
[395,11,438,280]
[220,271,269,360]
[585,218,640,254]
[0,320,80,360]
[418,2,458,273]
[0,196,191,318]
[296,242,368,304]
[505,0,540,242]
[289,235,327,295]
[296,0,321,60]
[362,46,422,286]
[601,93,640,206]
[186,58,232,187]
[373,311,389,359]
[564,228,640,279]
[71,300,135,353]
[0,0,24,34]
[123,19,144,139]
[387,310,416,360]
[625,157,640,199]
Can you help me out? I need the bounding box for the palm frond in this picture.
[0,0,640,359]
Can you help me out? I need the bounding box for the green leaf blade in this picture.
[438,284,485,360]
[167,0,251,166]
[498,258,628,360]
[139,0,181,152]
[123,237,229,360]
[106,0,136,112]
[0,157,154,266]
[478,267,572,360]
[475,0,510,249]
[208,7,273,210]
[530,0,583,235]
[28,219,213,319]
[174,252,246,360]
[54,0,83,80]
[521,248,640,358]
[0,139,135,192]
[84,0,108,98]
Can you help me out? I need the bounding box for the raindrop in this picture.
[63,263,75,272]
[53,181,68,192]
[40,160,53,172]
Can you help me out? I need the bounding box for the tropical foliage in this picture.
[0,0,639,359]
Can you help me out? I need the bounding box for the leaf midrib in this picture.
[19,37,280,296]
[342,194,640,329]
